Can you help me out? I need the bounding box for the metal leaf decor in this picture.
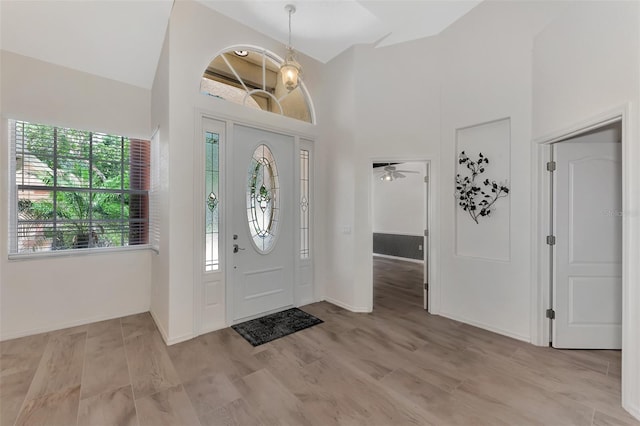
[455,151,509,224]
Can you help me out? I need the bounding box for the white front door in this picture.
[231,125,295,322]
[553,141,622,349]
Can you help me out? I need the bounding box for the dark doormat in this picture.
[231,308,323,346]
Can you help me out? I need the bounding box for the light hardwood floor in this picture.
[1,257,637,425]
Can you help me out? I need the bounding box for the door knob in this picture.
[233,244,245,253]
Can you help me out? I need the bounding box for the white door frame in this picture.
[193,117,227,336]
[531,104,637,415]
[193,109,317,335]
[369,157,440,314]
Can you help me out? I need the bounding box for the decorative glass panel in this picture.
[247,144,279,253]
[300,149,310,259]
[205,131,219,271]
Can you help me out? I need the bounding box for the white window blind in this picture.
[149,128,160,253]
[9,119,150,254]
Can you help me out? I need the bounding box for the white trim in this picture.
[150,304,196,346]
[149,308,170,344]
[195,107,317,142]
[8,244,153,261]
[373,253,424,264]
[1,308,149,342]
[324,297,371,313]
[625,405,640,423]
[531,104,638,420]
[224,120,235,326]
[293,136,301,307]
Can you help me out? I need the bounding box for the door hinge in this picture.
[424,283,429,290]
[546,308,555,319]
[546,161,556,172]
[424,229,429,237]
[546,235,556,245]
[424,176,429,183]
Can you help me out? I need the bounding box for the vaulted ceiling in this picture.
[198,0,481,63]
[0,0,481,89]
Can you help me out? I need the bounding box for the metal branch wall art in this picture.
[455,151,509,224]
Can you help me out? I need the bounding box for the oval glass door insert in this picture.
[247,144,280,253]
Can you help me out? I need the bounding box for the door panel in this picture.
[232,125,294,321]
[553,141,622,349]
[198,118,226,333]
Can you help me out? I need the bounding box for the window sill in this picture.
[8,244,157,261]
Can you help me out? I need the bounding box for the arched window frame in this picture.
[201,45,316,125]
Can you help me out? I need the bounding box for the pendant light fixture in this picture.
[280,4,302,92]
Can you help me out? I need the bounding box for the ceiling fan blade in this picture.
[393,172,406,178]
[395,170,420,174]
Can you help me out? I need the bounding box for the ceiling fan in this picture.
[377,164,420,181]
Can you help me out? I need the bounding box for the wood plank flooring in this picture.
[1,256,637,425]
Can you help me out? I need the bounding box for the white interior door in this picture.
[553,141,622,349]
[423,163,429,311]
[231,125,295,322]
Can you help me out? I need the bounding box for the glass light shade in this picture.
[281,47,301,92]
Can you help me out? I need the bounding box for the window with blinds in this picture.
[9,119,150,254]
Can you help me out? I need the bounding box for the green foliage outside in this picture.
[17,122,132,250]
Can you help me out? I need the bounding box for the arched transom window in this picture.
[201,46,314,124]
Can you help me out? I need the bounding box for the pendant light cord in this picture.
[288,8,292,49]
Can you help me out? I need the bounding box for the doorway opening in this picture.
[548,121,622,349]
[532,106,638,415]
[371,161,429,311]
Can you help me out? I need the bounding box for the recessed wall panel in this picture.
[455,118,511,261]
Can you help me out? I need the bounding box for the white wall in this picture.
[531,0,640,418]
[0,51,152,340]
[149,29,171,340]
[372,162,425,236]
[435,1,567,340]
[151,1,323,342]
[316,46,359,310]
[320,36,441,311]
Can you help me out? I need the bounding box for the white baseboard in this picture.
[149,309,170,344]
[165,333,195,346]
[149,309,194,346]
[0,308,148,341]
[622,402,640,422]
[324,297,372,313]
[438,311,530,343]
[373,253,424,264]
[194,323,226,338]
[297,297,320,307]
